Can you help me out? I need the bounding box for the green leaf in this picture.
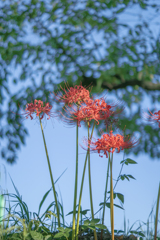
[11,233,22,240]
[45,235,52,240]
[56,227,71,233]
[124,175,129,181]
[99,201,105,206]
[114,203,124,210]
[125,158,137,164]
[45,211,58,219]
[136,231,146,237]
[117,193,124,204]
[120,175,125,180]
[127,174,136,180]
[90,219,100,225]
[30,231,43,240]
[95,224,107,230]
[54,232,65,238]
[65,228,71,233]
[105,203,124,210]
[113,192,116,199]
[81,225,88,230]
[64,233,69,238]
[120,160,125,164]
[120,174,130,181]
[44,213,51,219]
[83,220,90,225]
[81,209,90,215]
[66,208,90,216]
[57,227,65,232]
[88,225,96,230]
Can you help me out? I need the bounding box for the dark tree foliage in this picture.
[0,0,160,163]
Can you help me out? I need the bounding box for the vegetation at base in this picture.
[0,170,159,240]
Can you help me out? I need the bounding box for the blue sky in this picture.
[1,1,160,236]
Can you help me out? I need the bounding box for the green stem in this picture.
[39,117,60,227]
[76,121,96,240]
[154,182,160,240]
[109,152,114,240]
[104,151,126,204]
[87,122,97,240]
[0,194,4,226]
[101,158,110,240]
[72,122,79,240]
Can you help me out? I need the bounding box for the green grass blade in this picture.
[55,168,67,185]
[58,189,65,226]
[41,202,56,220]
[4,191,31,223]
[154,182,160,240]
[0,195,4,226]
[38,188,52,216]
[124,213,126,235]
[9,175,21,199]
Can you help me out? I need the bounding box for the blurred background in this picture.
[0,0,160,235]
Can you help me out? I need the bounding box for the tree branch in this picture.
[82,75,160,91]
[101,79,160,91]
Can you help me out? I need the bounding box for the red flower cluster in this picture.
[83,131,138,158]
[143,109,160,128]
[23,83,138,157]
[55,83,91,106]
[61,98,115,127]
[24,100,53,120]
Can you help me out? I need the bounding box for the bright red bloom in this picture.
[143,109,160,128]
[54,82,91,106]
[83,131,138,158]
[24,100,53,120]
[60,98,115,127]
[92,98,123,122]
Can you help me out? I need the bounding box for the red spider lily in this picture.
[60,103,98,127]
[23,100,53,120]
[59,97,119,127]
[82,130,138,158]
[54,82,92,106]
[143,109,160,128]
